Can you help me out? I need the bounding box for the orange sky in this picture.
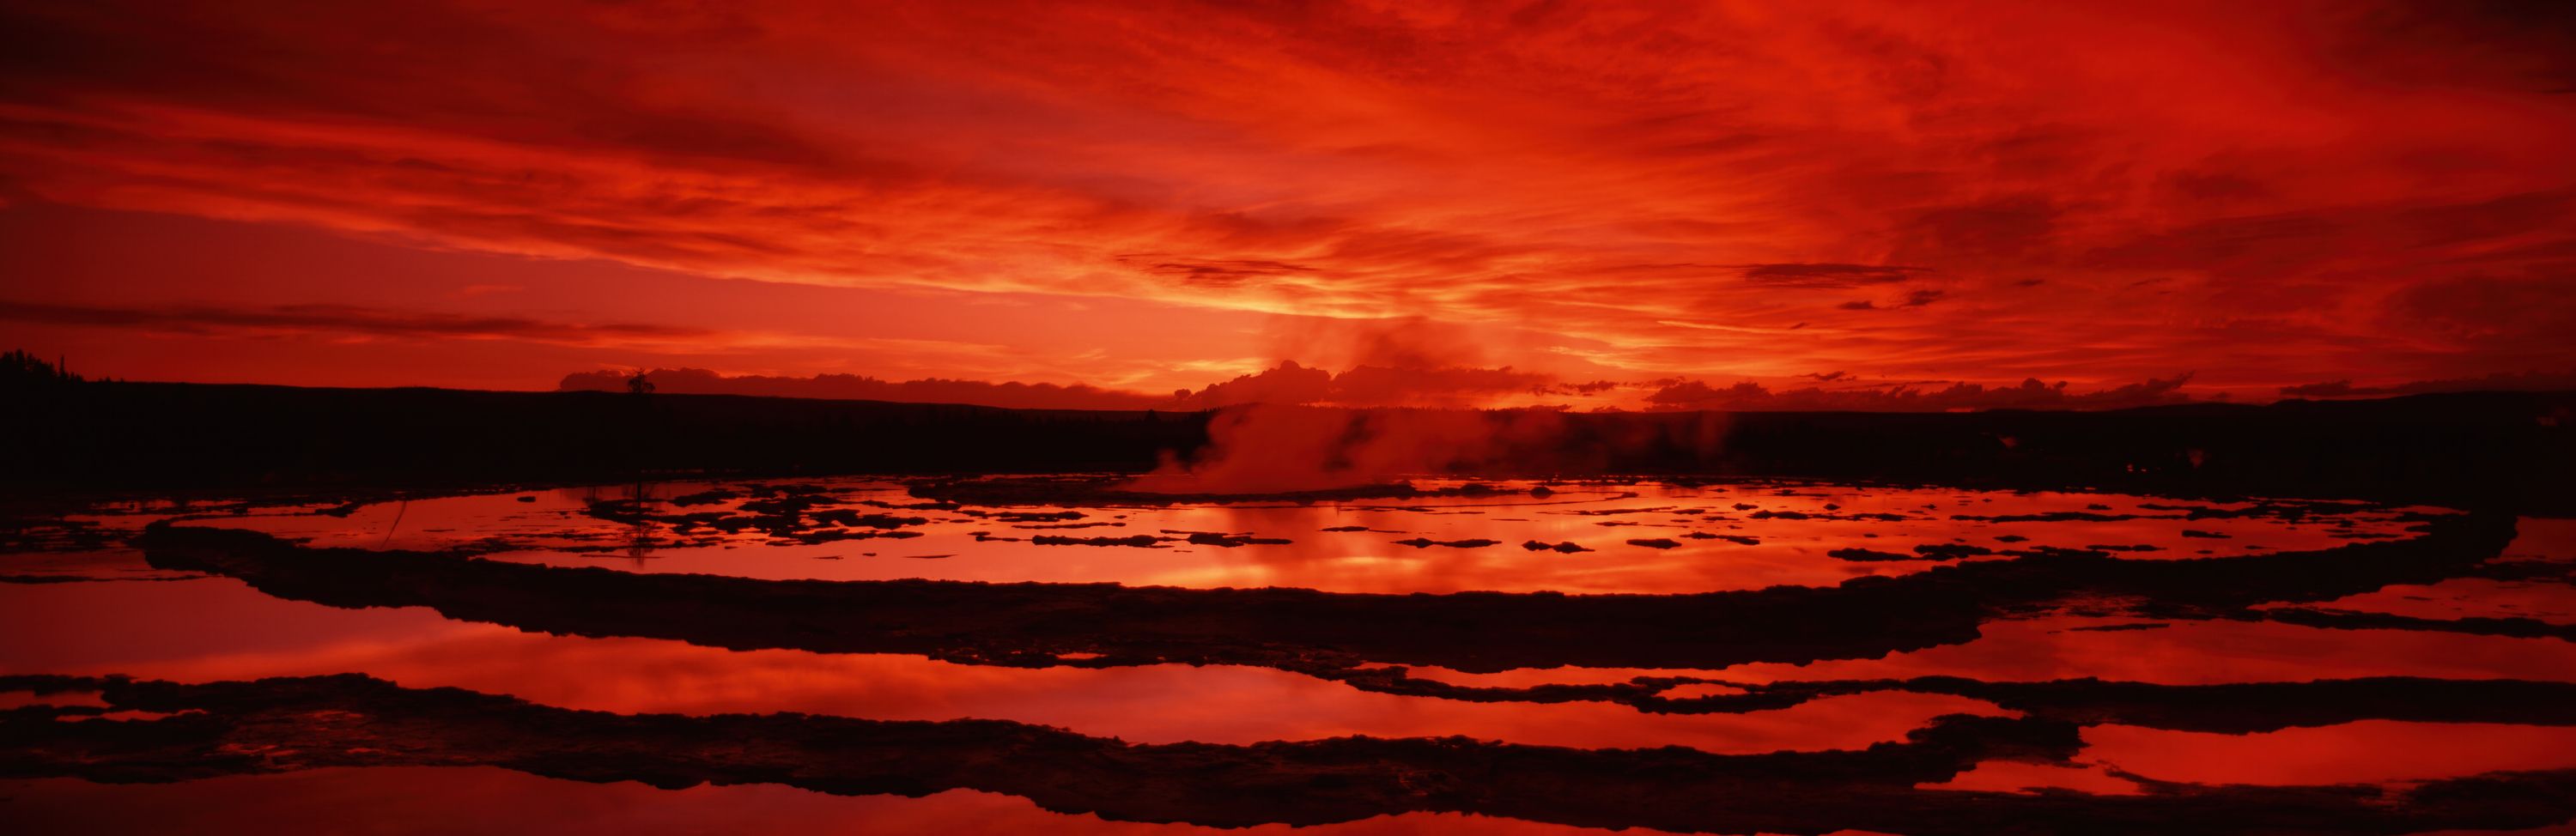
[3,0,2573,409]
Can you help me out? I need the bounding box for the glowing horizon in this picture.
[3,0,2573,409]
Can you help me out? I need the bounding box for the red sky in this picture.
[3,0,2572,409]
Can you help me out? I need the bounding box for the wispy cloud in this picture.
[3,0,2573,397]
[0,300,712,347]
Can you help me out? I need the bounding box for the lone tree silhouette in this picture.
[626,370,655,396]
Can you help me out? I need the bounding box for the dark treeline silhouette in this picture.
[0,380,1202,492]
[0,349,83,388]
[1,377,2567,512]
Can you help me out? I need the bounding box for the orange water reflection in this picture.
[1918,721,2576,796]
[2084,722,2576,785]
[9,480,2568,828]
[0,768,1701,836]
[1406,615,2576,690]
[0,579,2000,752]
[188,477,2436,594]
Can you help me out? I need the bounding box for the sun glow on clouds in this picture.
[1,0,2572,406]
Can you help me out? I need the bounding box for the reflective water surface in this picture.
[3,476,2572,834]
[170,477,2439,593]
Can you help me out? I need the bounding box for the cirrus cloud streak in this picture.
[2,0,2573,400]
